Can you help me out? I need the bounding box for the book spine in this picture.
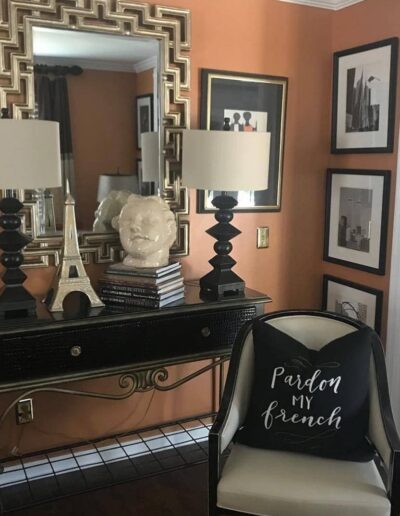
[107,265,181,278]
[100,286,184,300]
[100,295,161,308]
[100,284,160,297]
[100,287,160,300]
[101,271,182,286]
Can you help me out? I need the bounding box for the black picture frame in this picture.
[323,168,390,275]
[322,274,383,334]
[198,69,288,213]
[136,93,154,149]
[331,37,398,154]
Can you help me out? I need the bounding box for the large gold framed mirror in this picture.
[0,0,190,267]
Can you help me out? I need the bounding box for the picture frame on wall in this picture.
[331,37,398,154]
[322,274,383,334]
[323,169,390,275]
[136,93,154,149]
[198,69,288,213]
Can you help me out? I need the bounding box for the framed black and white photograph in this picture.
[322,274,383,334]
[198,69,287,212]
[136,94,154,149]
[324,169,390,275]
[331,38,398,153]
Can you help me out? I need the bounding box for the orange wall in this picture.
[68,69,137,230]
[136,67,155,173]
[325,0,400,341]
[136,68,153,96]
[177,0,332,312]
[4,0,396,456]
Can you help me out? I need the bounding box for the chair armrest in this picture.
[369,337,400,463]
[210,319,255,453]
[209,319,255,514]
[368,335,400,513]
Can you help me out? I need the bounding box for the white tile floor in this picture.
[0,417,213,497]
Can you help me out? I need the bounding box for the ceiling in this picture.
[32,27,159,73]
[277,0,365,9]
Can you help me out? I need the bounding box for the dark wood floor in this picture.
[12,463,208,516]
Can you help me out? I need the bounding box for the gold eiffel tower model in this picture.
[47,183,104,312]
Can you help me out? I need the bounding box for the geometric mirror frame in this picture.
[0,0,190,267]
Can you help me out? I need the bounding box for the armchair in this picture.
[209,310,400,516]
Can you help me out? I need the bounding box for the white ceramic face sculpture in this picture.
[93,190,132,232]
[118,194,177,268]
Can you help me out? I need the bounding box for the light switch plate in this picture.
[257,227,269,248]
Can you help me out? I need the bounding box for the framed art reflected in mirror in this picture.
[198,69,287,213]
[136,94,154,150]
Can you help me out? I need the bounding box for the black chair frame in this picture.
[209,309,400,516]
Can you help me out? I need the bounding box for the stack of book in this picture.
[99,261,184,308]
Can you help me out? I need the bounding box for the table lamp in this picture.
[0,119,62,318]
[141,132,160,181]
[181,129,270,300]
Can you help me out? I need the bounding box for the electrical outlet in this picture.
[257,227,269,248]
[16,398,34,425]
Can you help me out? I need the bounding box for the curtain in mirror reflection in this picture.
[35,67,78,230]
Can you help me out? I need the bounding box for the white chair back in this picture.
[266,314,358,350]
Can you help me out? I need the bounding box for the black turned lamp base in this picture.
[0,196,36,319]
[200,270,245,300]
[199,193,245,301]
[0,285,36,319]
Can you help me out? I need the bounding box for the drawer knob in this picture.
[201,326,211,338]
[70,345,82,357]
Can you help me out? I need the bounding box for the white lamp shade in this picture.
[97,174,139,202]
[141,132,159,182]
[181,129,271,191]
[0,120,62,189]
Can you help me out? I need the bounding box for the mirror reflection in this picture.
[32,26,160,235]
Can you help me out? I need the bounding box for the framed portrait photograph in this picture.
[331,38,398,153]
[322,274,383,334]
[136,93,154,149]
[324,169,390,275]
[198,69,288,212]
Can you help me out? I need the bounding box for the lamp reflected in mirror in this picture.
[141,132,160,196]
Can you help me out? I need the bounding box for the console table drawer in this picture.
[0,306,257,382]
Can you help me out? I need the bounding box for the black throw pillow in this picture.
[235,320,375,461]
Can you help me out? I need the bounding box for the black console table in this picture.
[0,284,270,513]
[0,283,270,423]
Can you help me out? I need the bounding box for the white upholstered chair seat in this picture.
[209,311,400,516]
[217,443,390,516]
